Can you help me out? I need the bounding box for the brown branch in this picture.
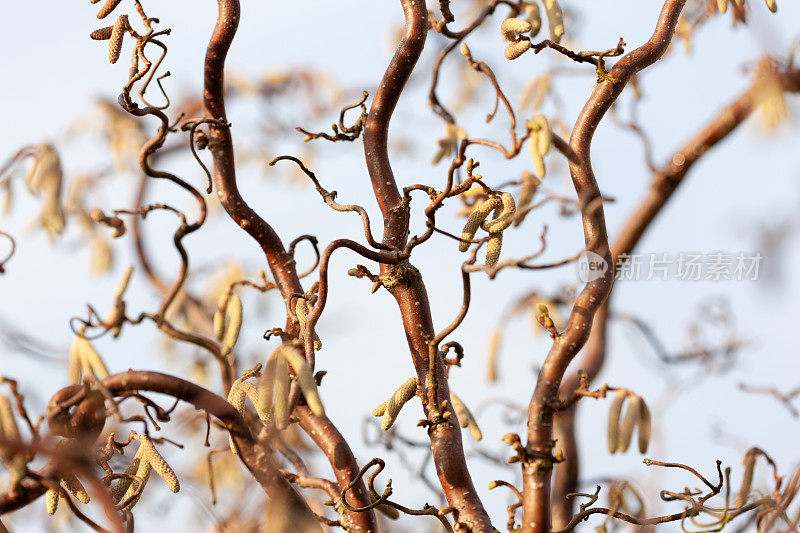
[550,64,800,528]
[522,2,689,532]
[362,0,492,529]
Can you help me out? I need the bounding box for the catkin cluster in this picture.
[459,192,517,266]
[607,390,651,454]
[68,336,110,384]
[501,1,564,60]
[227,366,272,453]
[110,433,180,513]
[213,293,243,358]
[527,114,552,179]
[372,378,419,430]
[258,345,325,431]
[24,144,65,239]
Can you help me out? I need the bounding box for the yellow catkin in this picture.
[500,18,532,41]
[108,15,128,64]
[481,192,517,233]
[450,392,482,441]
[378,378,419,430]
[111,447,143,504]
[90,26,114,40]
[68,338,84,384]
[240,380,272,426]
[96,0,123,19]
[220,293,242,357]
[259,348,281,415]
[0,394,26,484]
[295,298,322,351]
[0,395,19,440]
[531,114,552,156]
[524,2,542,38]
[136,435,179,493]
[372,399,390,417]
[485,329,501,382]
[485,232,503,267]
[504,40,531,60]
[542,0,564,42]
[717,0,728,13]
[514,172,541,227]
[61,472,91,504]
[607,390,626,454]
[279,346,325,417]
[73,337,109,380]
[459,197,502,252]
[617,395,641,453]
[764,0,777,12]
[227,382,247,454]
[273,358,292,430]
[45,487,59,514]
[734,449,757,507]
[637,399,651,454]
[119,454,151,512]
[529,136,546,178]
[213,307,225,341]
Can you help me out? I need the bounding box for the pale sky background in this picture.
[1,1,800,532]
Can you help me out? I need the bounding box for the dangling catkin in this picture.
[486,232,503,267]
[504,40,531,60]
[459,196,502,252]
[524,2,542,38]
[136,435,179,493]
[279,346,325,417]
[61,472,90,504]
[485,329,501,382]
[449,392,482,441]
[111,447,143,504]
[45,487,59,515]
[90,26,114,40]
[764,0,777,12]
[607,390,626,454]
[96,0,123,19]
[481,192,517,233]
[514,172,541,227]
[273,358,291,430]
[637,399,651,453]
[108,15,128,64]
[617,394,641,453]
[374,378,418,430]
[118,453,151,512]
[543,0,564,42]
[220,293,242,357]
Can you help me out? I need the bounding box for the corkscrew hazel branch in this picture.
[270,155,390,251]
[296,91,369,142]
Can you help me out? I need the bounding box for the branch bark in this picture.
[521,2,688,532]
[362,1,493,529]
[550,60,800,532]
